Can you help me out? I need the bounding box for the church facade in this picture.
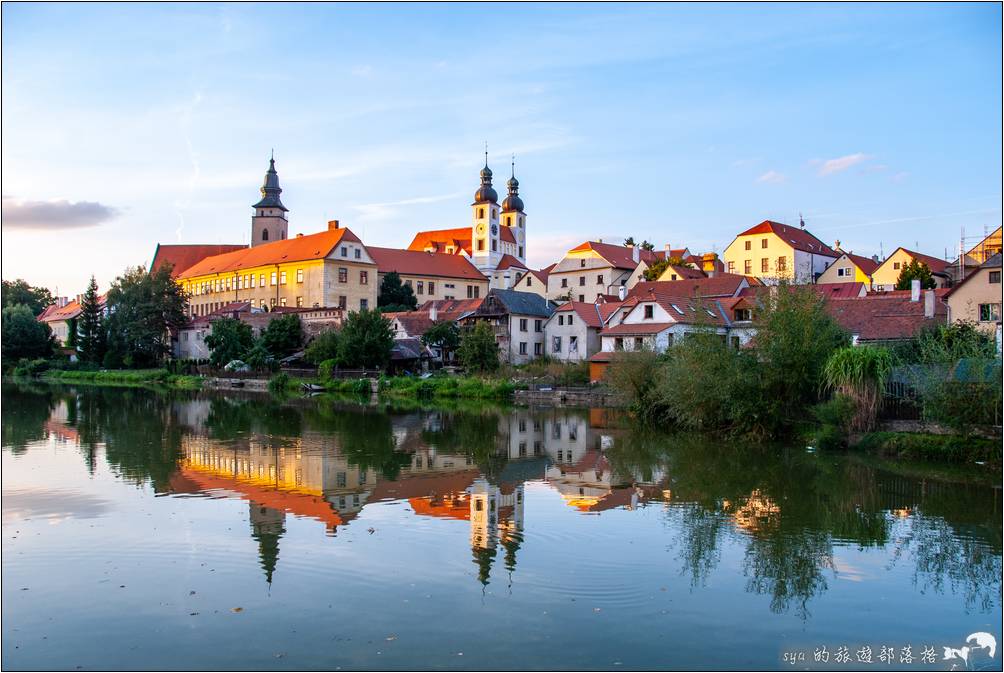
[407,157,531,290]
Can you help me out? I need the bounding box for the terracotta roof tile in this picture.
[495,254,528,271]
[151,244,247,278]
[568,241,667,269]
[841,252,880,275]
[407,228,473,255]
[737,220,838,257]
[825,292,948,341]
[628,274,748,300]
[178,228,362,278]
[368,247,485,280]
[600,322,674,335]
[890,247,950,274]
[553,301,606,328]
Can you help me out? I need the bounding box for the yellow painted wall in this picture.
[817,254,871,285]
[723,234,795,282]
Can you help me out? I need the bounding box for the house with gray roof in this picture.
[458,289,557,364]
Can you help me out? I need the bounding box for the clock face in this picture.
[490,223,498,236]
[476,223,486,235]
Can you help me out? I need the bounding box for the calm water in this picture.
[2,382,1001,671]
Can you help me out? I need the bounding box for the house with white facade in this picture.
[543,301,622,362]
[457,289,555,365]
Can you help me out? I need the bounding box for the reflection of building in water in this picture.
[721,490,781,534]
[249,503,284,584]
[469,478,525,585]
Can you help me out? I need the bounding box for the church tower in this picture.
[501,157,527,264]
[471,152,500,273]
[251,154,288,247]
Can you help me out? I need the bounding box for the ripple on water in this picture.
[1,488,113,524]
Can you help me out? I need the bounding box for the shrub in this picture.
[458,322,500,374]
[822,346,893,432]
[267,372,290,394]
[305,330,341,365]
[318,359,339,381]
[810,395,857,451]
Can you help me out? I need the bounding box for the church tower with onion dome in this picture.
[251,153,289,247]
[471,149,501,273]
[501,157,527,265]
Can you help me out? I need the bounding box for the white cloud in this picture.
[817,153,871,176]
[351,192,463,222]
[2,197,120,230]
[755,170,786,184]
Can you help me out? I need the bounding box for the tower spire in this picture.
[253,154,287,211]
[484,141,489,168]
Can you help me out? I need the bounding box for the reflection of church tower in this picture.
[251,153,289,247]
[469,478,497,551]
[249,502,285,585]
[500,158,527,264]
[468,480,525,584]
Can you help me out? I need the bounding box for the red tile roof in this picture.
[810,282,867,299]
[368,247,485,280]
[825,292,948,342]
[736,220,838,257]
[151,244,247,278]
[38,294,108,323]
[495,253,528,271]
[841,252,880,276]
[407,227,472,255]
[500,227,517,244]
[589,351,618,363]
[553,301,606,328]
[178,228,362,278]
[568,241,666,269]
[628,274,749,300]
[528,264,555,285]
[889,247,950,274]
[659,265,706,281]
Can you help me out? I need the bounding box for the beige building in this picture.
[945,253,1002,345]
[722,220,838,284]
[178,222,377,316]
[816,250,880,286]
[367,246,489,302]
[870,247,951,292]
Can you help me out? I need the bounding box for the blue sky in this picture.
[2,2,1001,295]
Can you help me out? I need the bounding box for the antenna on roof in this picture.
[799,212,805,229]
[511,153,516,178]
[484,141,488,167]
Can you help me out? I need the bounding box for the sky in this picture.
[2,2,1001,295]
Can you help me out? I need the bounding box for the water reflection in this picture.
[3,382,1001,623]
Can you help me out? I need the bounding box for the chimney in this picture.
[910,279,921,302]
[702,252,718,277]
[429,303,438,322]
[618,284,627,301]
[924,289,935,318]
[632,246,640,263]
[296,233,304,238]
[328,219,340,230]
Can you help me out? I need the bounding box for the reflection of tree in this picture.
[1,382,54,454]
[473,546,497,586]
[421,410,507,481]
[673,504,730,588]
[743,530,834,619]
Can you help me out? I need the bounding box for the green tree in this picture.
[204,317,255,367]
[260,314,304,359]
[821,346,893,432]
[1,304,54,361]
[304,329,341,365]
[421,321,461,362]
[894,259,936,290]
[643,259,670,281]
[640,240,655,251]
[338,308,394,369]
[1,279,54,316]
[104,265,188,368]
[77,275,106,364]
[458,321,500,373]
[377,271,417,312]
[245,340,274,371]
[623,236,636,247]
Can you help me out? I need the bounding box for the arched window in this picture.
[478,208,485,219]
[262,229,269,241]
[506,216,512,226]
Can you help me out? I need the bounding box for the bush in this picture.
[305,330,341,365]
[854,431,999,463]
[822,346,893,432]
[13,358,50,376]
[267,372,290,394]
[458,322,500,374]
[810,395,857,450]
[318,359,338,381]
[338,309,393,369]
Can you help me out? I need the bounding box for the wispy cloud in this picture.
[816,153,871,176]
[351,192,463,221]
[755,170,786,184]
[2,196,119,230]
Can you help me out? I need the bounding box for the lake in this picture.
[2,382,1001,671]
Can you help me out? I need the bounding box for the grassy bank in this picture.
[43,368,203,389]
[295,374,518,400]
[852,431,1000,465]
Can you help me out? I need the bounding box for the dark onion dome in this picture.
[501,174,524,212]
[253,156,288,211]
[472,163,498,204]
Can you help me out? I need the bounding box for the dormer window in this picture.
[644,305,654,319]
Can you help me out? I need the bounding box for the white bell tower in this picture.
[471,149,500,274]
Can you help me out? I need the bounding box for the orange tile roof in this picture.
[553,301,607,328]
[841,252,880,275]
[736,220,838,257]
[368,246,485,280]
[407,227,473,255]
[495,254,528,271]
[151,244,247,278]
[628,275,748,300]
[601,322,674,335]
[810,282,867,299]
[825,292,948,341]
[569,241,665,269]
[888,247,950,274]
[178,228,361,278]
[500,227,517,244]
[39,294,108,323]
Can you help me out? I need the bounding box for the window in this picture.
[341,246,347,257]
[534,319,542,332]
[506,215,512,226]
[978,303,1000,322]
[270,298,277,307]
[428,281,435,294]
[492,240,497,252]
[355,248,361,259]
[558,315,564,326]
[744,240,751,251]
[734,308,751,321]
[989,271,1001,284]
[519,318,528,332]
[580,259,586,268]
[552,336,562,352]
[760,258,769,273]
[280,271,287,285]
[338,295,347,309]
[644,304,654,319]
[338,267,348,283]
[776,256,787,272]
[260,274,266,287]
[270,271,277,285]
[893,262,901,270]
[519,342,527,355]
[568,314,574,325]
[578,294,585,302]
[561,278,568,288]
[518,246,523,257]
[280,297,287,307]
[492,208,497,218]
[569,335,579,352]
[579,276,585,286]
[337,472,346,488]
[360,270,368,285]
[634,337,644,349]
[837,266,852,277]
[597,274,604,285]
[477,239,485,251]
[534,342,542,355]
[727,261,735,274]
[614,337,624,351]
[296,296,303,308]
[296,269,304,283]
[262,229,269,241]
[744,260,752,274]
[731,336,741,349]
[360,298,369,310]
[478,208,485,218]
